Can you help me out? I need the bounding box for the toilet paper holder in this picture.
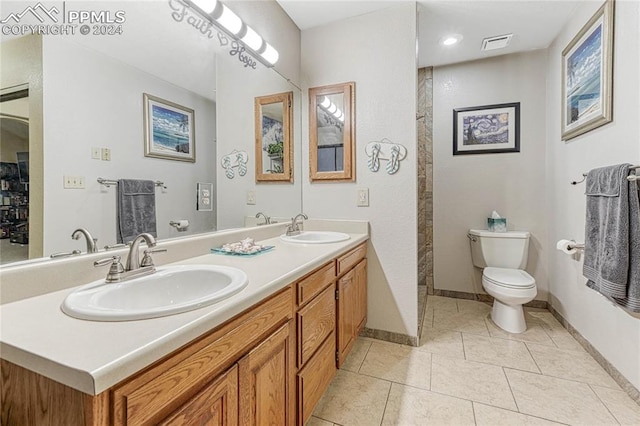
[557,239,585,254]
[170,220,189,230]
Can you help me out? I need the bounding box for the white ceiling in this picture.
[277,0,582,68]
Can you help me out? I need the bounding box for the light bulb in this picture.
[191,0,217,14]
[334,108,342,119]
[241,25,264,52]
[336,111,344,121]
[216,5,242,35]
[260,43,279,65]
[328,103,337,114]
[320,97,331,109]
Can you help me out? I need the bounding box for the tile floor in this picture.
[308,296,640,426]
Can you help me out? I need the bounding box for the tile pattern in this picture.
[310,296,640,426]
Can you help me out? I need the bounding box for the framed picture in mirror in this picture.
[143,93,196,162]
[309,82,355,181]
[254,91,293,182]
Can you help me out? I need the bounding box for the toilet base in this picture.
[491,299,527,334]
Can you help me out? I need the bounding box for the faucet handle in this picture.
[94,256,125,282]
[141,248,167,267]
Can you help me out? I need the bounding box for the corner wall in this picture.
[433,50,549,301]
[545,0,640,390]
[301,3,419,337]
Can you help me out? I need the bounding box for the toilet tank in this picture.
[468,229,530,269]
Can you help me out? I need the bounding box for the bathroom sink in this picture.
[61,265,248,321]
[280,231,350,244]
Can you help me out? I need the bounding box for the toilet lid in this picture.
[484,267,536,289]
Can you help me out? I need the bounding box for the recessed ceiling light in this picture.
[440,34,463,46]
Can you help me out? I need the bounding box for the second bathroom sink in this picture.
[280,231,350,244]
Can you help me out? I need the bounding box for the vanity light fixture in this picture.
[185,0,280,66]
[439,34,463,46]
[216,4,242,35]
[241,25,264,52]
[317,96,344,123]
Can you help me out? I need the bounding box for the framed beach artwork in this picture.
[143,93,196,162]
[561,0,614,141]
[453,102,520,155]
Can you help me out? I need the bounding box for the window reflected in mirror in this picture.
[309,82,355,181]
[255,91,293,182]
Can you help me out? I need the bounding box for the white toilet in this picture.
[468,229,537,333]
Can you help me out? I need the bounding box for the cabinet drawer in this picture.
[336,243,367,276]
[297,285,336,368]
[112,287,292,426]
[296,261,335,307]
[297,332,337,425]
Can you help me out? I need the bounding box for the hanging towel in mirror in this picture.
[117,179,157,244]
[584,164,640,312]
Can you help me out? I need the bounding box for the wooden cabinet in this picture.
[297,331,336,423]
[336,244,367,367]
[238,322,295,426]
[158,366,238,426]
[111,287,293,426]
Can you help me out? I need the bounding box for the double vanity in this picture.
[0,220,368,425]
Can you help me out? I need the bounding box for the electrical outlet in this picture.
[357,188,369,207]
[63,175,85,189]
[101,148,111,161]
[196,183,213,211]
[246,190,256,205]
[91,147,101,159]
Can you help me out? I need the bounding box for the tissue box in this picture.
[488,218,507,232]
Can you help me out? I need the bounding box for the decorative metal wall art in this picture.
[365,139,407,175]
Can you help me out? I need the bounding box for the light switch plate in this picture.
[246,190,256,205]
[357,188,369,207]
[64,175,85,189]
[91,147,101,159]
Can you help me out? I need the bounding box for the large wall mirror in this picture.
[254,91,293,182]
[0,0,302,266]
[309,82,355,181]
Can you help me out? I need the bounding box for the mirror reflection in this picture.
[0,0,302,266]
[309,82,355,181]
[255,91,293,182]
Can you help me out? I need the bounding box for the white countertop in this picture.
[0,232,368,395]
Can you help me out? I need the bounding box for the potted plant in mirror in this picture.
[266,140,284,174]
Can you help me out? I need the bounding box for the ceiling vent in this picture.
[481,34,513,51]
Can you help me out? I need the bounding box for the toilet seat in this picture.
[483,267,535,289]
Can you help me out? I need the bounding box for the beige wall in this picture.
[301,3,419,337]
[545,0,640,390]
[433,50,549,300]
[0,35,43,258]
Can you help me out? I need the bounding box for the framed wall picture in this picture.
[453,102,520,155]
[143,93,196,162]
[561,0,614,141]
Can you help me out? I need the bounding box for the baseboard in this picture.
[361,327,418,347]
[433,289,548,309]
[548,306,640,405]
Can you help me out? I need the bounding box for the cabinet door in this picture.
[355,258,368,333]
[238,322,295,426]
[159,366,238,426]
[336,268,356,367]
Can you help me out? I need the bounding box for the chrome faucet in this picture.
[94,233,165,283]
[125,233,157,271]
[255,212,271,226]
[71,228,98,253]
[286,213,308,236]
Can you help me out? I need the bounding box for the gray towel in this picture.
[117,179,157,244]
[584,164,640,312]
